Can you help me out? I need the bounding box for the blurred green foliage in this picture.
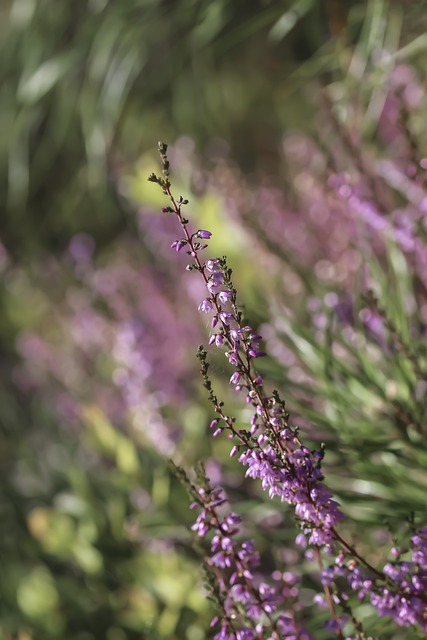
[3,0,414,255]
[0,378,210,639]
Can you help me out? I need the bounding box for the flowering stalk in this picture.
[149,142,427,635]
[174,463,310,640]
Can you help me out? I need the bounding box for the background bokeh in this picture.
[1,1,427,638]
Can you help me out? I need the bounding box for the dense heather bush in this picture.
[7,57,427,639]
[13,232,204,451]
[148,139,427,639]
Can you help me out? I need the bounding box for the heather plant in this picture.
[4,2,427,639]
[175,462,311,640]
[148,142,427,639]
[133,140,427,532]
[182,52,427,527]
[8,61,427,635]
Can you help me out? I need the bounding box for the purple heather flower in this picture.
[218,290,233,304]
[248,348,266,358]
[197,229,212,239]
[205,259,222,272]
[230,372,241,386]
[230,328,244,341]
[219,311,232,325]
[215,334,225,348]
[198,298,213,313]
[207,274,224,294]
[228,352,239,366]
[171,240,186,252]
[295,533,307,548]
[191,512,209,537]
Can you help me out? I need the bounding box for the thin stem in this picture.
[315,547,345,640]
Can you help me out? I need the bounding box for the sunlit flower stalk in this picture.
[174,463,310,640]
[149,142,427,636]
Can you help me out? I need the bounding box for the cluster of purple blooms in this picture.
[201,63,427,348]
[321,528,427,632]
[189,481,310,640]
[149,142,427,638]
[13,226,203,456]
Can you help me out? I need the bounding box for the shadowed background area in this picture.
[1,1,427,638]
